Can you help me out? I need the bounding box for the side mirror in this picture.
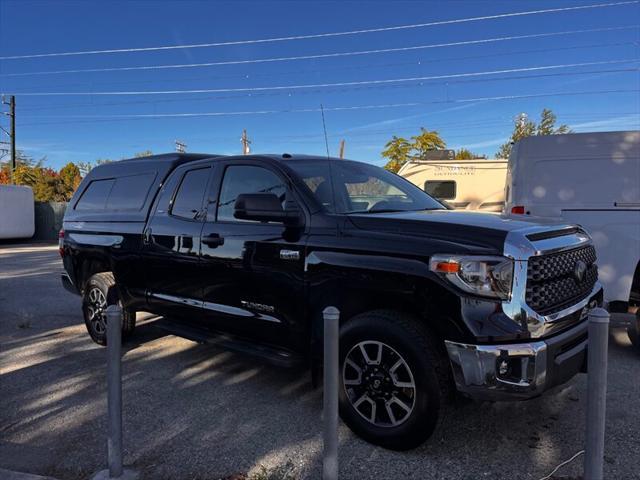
[234,193,303,226]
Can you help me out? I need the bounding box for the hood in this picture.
[346,210,571,253]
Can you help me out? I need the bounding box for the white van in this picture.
[0,185,35,240]
[398,159,507,212]
[504,131,640,311]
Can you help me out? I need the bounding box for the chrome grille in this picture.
[526,245,598,315]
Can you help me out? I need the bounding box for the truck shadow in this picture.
[1,317,637,480]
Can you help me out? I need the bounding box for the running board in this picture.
[151,318,302,368]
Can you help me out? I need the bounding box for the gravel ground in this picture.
[1,244,638,480]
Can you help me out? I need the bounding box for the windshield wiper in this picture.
[345,208,406,214]
[346,207,444,214]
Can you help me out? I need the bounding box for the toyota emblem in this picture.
[574,260,587,283]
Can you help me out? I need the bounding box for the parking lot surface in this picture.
[1,244,638,480]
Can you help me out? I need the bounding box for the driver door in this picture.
[199,161,308,348]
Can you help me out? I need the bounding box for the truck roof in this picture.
[86,152,219,180]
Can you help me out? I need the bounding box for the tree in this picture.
[76,158,113,177]
[537,108,571,136]
[59,162,82,198]
[59,162,82,188]
[382,129,447,172]
[134,150,153,158]
[382,136,412,173]
[411,128,446,159]
[12,163,38,186]
[455,148,473,160]
[1,156,85,202]
[496,109,571,159]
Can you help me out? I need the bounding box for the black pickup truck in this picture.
[60,152,603,450]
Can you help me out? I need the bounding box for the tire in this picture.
[628,310,640,352]
[82,272,136,346]
[338,310,451,450]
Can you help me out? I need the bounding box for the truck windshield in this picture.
[285,159,445,214]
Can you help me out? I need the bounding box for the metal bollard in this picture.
[584,308,610,480]
[322,306,340,480]
[106,305,123,479]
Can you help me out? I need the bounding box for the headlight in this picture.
[429,255,513,300]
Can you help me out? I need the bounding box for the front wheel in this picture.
[82,272,136,346]
[339,310,451,450]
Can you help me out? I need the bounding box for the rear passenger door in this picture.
[199,161,307,348]
[142,162,214,318]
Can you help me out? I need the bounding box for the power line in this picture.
[17,88,639,125]
[2,1,637,60]
[14,66,639,112]
[8,59,638,96]
[3,26,637,77]
[10,41,639,98]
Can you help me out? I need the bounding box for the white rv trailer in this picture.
[398,159,508,212]
[0,185,35,239]
[505,130,640,310]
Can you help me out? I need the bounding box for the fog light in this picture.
[498,360,509,376]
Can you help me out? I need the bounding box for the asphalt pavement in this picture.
[1,244,638,480]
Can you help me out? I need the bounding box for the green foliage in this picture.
[454,148,474,160]
[1,156,81,202]
[496,108,571,159]
[134,150,153,157]
[381,136,412,173]
[59,162,82,190]
[382,129,447,173]
[411,128,447,159]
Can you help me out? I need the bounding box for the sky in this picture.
[0,0,639,169]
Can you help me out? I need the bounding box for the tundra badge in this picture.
[280,249,300,260]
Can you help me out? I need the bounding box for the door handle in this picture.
[201,233,224,247]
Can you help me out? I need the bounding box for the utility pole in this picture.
[338,139,345,159]
[1,95,16,184]
[175,139,186,153]
[241,129,251,155]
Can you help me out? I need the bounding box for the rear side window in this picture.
[171,167,210,220]
[217,165,286,222]
[106,173,156,210]
[425,180,456,200]
[75,179,115,210]
[75,172,156,211]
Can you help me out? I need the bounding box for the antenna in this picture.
[319,104,338,213]
[320,104,331,159]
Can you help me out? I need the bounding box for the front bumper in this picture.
[445,290,601,401]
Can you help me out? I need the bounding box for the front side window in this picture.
[425,180,456,200]
[217,165,286,222]
[286,160,444,214]
[171,167,210,220]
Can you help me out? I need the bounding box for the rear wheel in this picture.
[82,272,136,346]
[339,310,451,450]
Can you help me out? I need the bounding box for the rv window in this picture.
[425,181,456,200]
